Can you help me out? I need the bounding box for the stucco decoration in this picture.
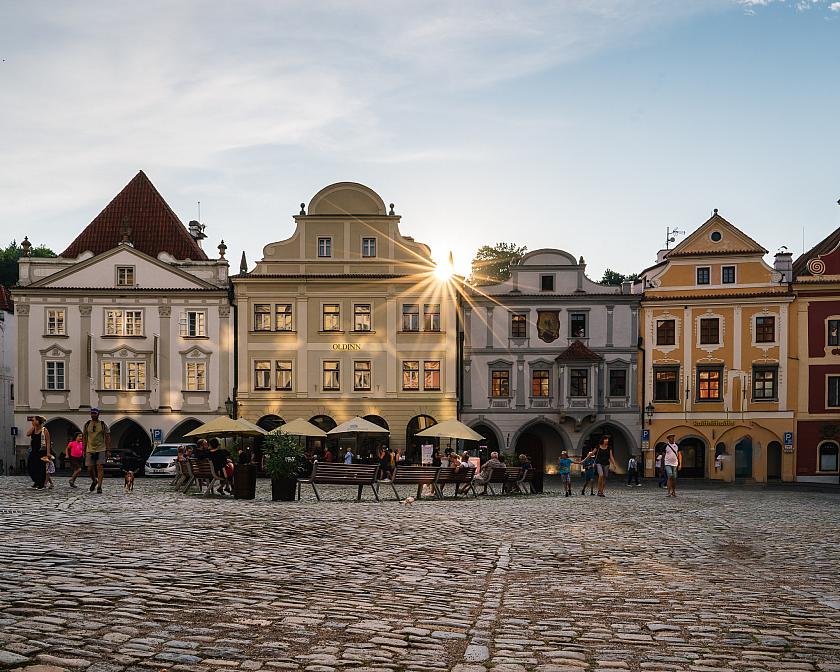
[537,310,560,343]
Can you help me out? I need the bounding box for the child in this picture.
[558,450,574,497]
[45,454,56,489]
[580,450,596,496]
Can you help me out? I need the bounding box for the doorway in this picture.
[767,441,782,480]
[735,437,753,478]
[677,437,706,478]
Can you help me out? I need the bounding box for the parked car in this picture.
[103,449,144,476]
[145,443,196,477]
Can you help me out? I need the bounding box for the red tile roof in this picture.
[60,171,208,261]
[0,285,13,312]
[555,339,603,362]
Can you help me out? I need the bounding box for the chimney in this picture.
[774,250,793,283]
[188,220,206,248]
[656,249,670,263]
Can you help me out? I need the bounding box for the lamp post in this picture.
[224,396,236,419]
[645,401,655,427]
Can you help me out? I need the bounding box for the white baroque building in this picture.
[0,286,15,474]
[12,171,232,468]
[461,249,642,488]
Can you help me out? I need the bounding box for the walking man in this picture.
[595,435,613,497]
[83,408,111,493]
[664,433,681,497]
[626,454,640,486]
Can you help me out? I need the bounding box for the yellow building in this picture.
[637,211,795,482]
[231,182,458,460]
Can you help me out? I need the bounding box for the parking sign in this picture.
[151,428,162,444]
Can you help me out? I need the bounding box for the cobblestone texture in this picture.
[1,476,839,671]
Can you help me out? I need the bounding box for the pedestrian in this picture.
[558,450,574,497]
[626,455,640,486]
[67,432,85,488]
[378,446,393,481]
[82,408,110,494]
[26,415,51,490]
[664,433,682,497]
[45,454,56,489]
[343,448,353,465]
[580,450,596,496]
[323,446,334,463]
[594,435,613,497]
[656,451,666,488]
[431,447,442,467]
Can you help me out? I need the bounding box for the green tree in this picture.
[469,242,527,286]
[600,269,639,286]
[0,239,57,288]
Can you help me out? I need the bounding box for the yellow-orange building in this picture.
[637,211,795,482]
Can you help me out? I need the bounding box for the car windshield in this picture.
[151,448,180,457]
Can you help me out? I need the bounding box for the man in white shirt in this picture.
[343,449,353,465]
[663,433,682,498]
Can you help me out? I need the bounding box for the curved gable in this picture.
[308,182,387,216]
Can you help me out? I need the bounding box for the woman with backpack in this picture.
[26,415,51,490]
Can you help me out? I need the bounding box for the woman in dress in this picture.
[26,415,51,490]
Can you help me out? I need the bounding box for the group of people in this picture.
[179,438,241,494]
[26,408,111,492]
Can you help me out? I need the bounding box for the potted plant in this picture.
[263,432,304,501]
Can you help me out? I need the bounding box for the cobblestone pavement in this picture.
[1,475,839,672]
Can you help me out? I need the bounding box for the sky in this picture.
[1,0,838,278]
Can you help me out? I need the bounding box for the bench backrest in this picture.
[437,465,476,484]
[503,467,523,483]
[521,468,534,482]
[487,466,508,483]
[310,462,379,484]
[391,465,440,484]
[189,458,213,478]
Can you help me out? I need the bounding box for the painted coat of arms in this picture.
[537,310,560,343]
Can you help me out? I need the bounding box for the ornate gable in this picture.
[556,340,603,363]
[666,211,767,259]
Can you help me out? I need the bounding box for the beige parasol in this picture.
[328,416,390,435]
[268,417,327,437]
[184,416,267,438]
[415,419,484,441]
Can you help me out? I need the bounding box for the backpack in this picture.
[628,457,637,470]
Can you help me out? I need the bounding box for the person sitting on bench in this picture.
[466,451,504,495]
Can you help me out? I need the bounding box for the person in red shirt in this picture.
[67,432,85,488]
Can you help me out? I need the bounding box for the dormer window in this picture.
[362,237,376,258]
[541,275,555,291]
[116,266,135,286]
[317,237,332,258]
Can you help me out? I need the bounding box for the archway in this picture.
[767,441,782,480]
[577,422,637,475]
[678,436,707,478]
[735,436,753,478]
[359,415,390,461]
[513,421,570,494]
[406,415,437,464]
[466,421,502,463]
[166,418,202,444]
[308,415,337,458]
[110,418,152,472]
[45,417,81,471]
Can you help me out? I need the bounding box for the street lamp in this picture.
[224,396,235,419]
[645,402,656,426]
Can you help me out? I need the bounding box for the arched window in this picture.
[818,441,839,472]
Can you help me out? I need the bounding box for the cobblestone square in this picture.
[1,476,839,672]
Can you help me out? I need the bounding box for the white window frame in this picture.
[424,304,441,332]
[276,360,293,391]
[362,237,377,258]
[185,361,207,391]
[322,304,341,332]
[116,265,135,286]
[45,360,66,390]
[323,360,341,391]
[402,360,420,391]
[180,310,207,337]
[254,360,271,390]
[402,304,420,332]
[353,360,371,391]
[817,440,839,473]
[46,309,66,336]
[353,304,372,332]
[423,360,441,391]
[105,309,143,336]
[317,237,332,258]
[275,304,293,331]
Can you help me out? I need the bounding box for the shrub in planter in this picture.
[263,432,304,501]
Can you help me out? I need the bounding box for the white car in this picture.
[145,443,194,477]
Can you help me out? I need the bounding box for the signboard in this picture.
[10,427,17,436]
[331,343,361,351]
[421,444,433,465]
[151,428,163,445]
[784,431,794,453]
[641,429,650,453]
[468,457,481,473]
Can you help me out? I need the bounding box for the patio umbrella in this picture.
[415,419,484,441]
[184,416,267,438]
[327,416,390,435]
[269,417,327,437]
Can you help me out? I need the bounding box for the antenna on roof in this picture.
[665,227,685,250]
[197,201,201,221]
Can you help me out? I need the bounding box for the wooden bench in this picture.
[436,465,476,498]
[182,458,214,493]
[297,463,381,502]
[516,468,535,495]
[501,467,523,495]
[386,465,441,501]
[474,466,507,495]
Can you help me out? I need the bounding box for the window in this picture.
[755,316,775,343]
[180,310,206,337]
[276,360,293,391]
[254,361,271,390]
[317,237,332,258]
[322,304,341,331]
[116,266,134,286]
[511,314,527,338]
[402,361,420,390]
[362,237,376,258]
[254,304,271,331]
[541,275,554,291]
[531,370,549,397]
[323,361,340,390]
[45,361,65,390]
[609,369,627,397]
[402,304,419,332]
[47,309,66,336]
[354,361,371,391]
[127,361,145,390]
[102,361,121,390]
[697,267,710,285]
[275,304,293,331]
[353,304,371,332]
[710,231,722,242]
[656,319,675,346]
[828,319,840,346]
[105,309,143,336]
[722,266,736,284]
[101,360,146,390]
[818,441,839,472]
[424,304,440,332]
[752,366,777,400]
[424,361,441,390]
[828,376,840,408]
[491,370,510,397]
[654,366,679,402]
[697,366,723,401]
[185,361,206,391]
[700,318,720,345]
[570,313,587,338]
[570,369,588,397]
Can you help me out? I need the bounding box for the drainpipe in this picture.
[638,334,647,476]
[229,282,238,419]
[456,290,463,419]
